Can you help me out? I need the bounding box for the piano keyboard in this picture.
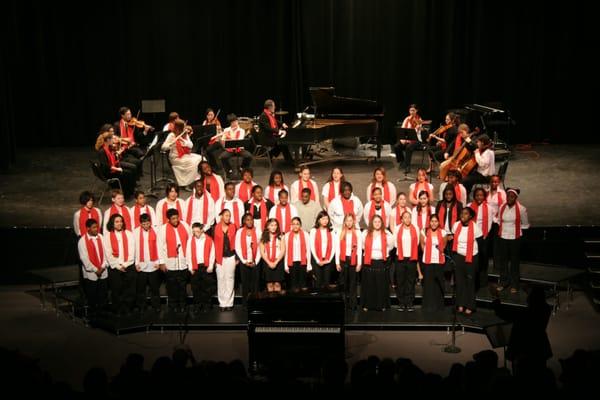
[254,326,342,334]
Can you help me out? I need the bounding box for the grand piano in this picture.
[281,87,384,168]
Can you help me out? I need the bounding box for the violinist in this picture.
[203,108,225,171]
[460,133,495,196]
[114,107,153,157]
[162,112,180,132]
[96,131,137,197]
[396,104,426,174]
[432,113,459,162]
[96,124,142,178]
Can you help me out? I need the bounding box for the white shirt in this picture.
[78,234,109,281]
[185,234,215,271]
[411,205,436,230]
[451,221,483,256]
[73,207,103,236]
[261,235,285,261]
[214,197,244,227]
[129,204,157,229]
[235,180,258,202]
[361,230,394,261]
[290,179,320,206]
[498,203,530,240]
[268,203,299,232]
[103,229,135,269]
[103,204,132,232]
[202,174,225,202]
[264,184,290,205]
[221,126,246,148]
[421,228,447,264]
[235,226,262,265]
[328,195,364,232]
[393,224,419,259]
[467,201,497,236]
[309,228,337,264]
[133,226,162,272]
[366,181,397,204]
[438,182,468,207]
[185,194,215,229]
[475,148,495,176]
[155,198,187,226]
[322,181,341,206]
[363,200,392,228]
[283,230,312,270]
[409,182,434,204]
[334,229,363,266]
[157,222,191,270]
[487,189,506,216]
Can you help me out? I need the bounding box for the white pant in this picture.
[216,256,236,307]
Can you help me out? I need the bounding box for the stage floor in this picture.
[1,144,599,227]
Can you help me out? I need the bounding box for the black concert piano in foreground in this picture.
[247,289,345,373]
[281,87,384,168]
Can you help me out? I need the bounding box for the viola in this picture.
[127,117,155,131]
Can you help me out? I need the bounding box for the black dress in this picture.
[263,239,284,282]
[360,259,391,310]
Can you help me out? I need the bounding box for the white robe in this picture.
[161,133,203,186]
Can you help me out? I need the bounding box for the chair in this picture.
[90,160,121,205]
[250,133,272,170]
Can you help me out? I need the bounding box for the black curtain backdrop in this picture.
[1,0,597,168]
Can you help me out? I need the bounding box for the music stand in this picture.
[192,124,217,156]
[222,139,251,180]
[144,130,173,197]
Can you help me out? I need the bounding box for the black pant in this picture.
[190,267,216,307]
[476,236,490,290]
[136,270,161,310]
[338,261,358,309]
[205,142,224,171]
[422,263,445,312]
[453,253,478,311]
[165,270,189,309]
[392,258,418,307]
[400,141,428,172]
[240,263,260,305]
[269,144,293,163]
[109,168,137,198]
[313,260,334,288]
[462,171,490,198]
[108,264,137,314]
[289,262,308,291]
[220,149,253,172]
[495,237,521,289]
[83,278,108,312]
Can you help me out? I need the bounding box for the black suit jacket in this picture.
[257,112,282,147]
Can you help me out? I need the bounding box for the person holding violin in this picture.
[161,119,203,188]
[114,107,154,158]
[96,124,142,177]
[460,133,495,196]
[96,130,137,197]
[395,104,426,174]
[431,112,459,163]
[203,108,224,171]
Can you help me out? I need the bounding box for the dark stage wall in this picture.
[1,0,596,168]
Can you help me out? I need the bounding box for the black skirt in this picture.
[360,259,390,310]
[263,259,285,283]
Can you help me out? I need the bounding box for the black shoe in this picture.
[397,305,406,312]
[406,305,415,312]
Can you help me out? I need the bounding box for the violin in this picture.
[428,123,453,149]
[127,117,155,131]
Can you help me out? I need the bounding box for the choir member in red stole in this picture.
[73,191,102,237]
[392,211,420,312]
[134,213,161,313]
[212,209,237,310]
[268,189,298,233]
[450,207,483,315]
[419,214,448,313]
[322,167,345,211]
[103,213,135,315]
[335,214,362,310]
[235,168,257,203]
[186,222,216,313]
[468,187,497,290]
[389,192,410,233]
[260,218,285,293]
[77,219,108,313]
[235,213,262,305]
[360,215,393,311]
[284,217,311,291]
[309,211,338,289]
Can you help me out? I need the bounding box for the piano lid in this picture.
[309,87,384,118]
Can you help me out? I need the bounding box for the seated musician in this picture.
[258,99,293,162]
[113,106,151,157]
[395,104,426,174]
[431,112,459,163]
[203,108,224,171]
[443,123,470,160]
[96,124,142,177]
[219,114,253,179]
[461,133,495,196]
[161,119,203,189]
[96,131,137,197]
[162,111,179,132]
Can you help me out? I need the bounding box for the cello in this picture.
[438,127,480,180]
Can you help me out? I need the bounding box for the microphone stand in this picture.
[439,245,461,354]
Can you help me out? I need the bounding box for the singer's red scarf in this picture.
[110,230,129,260]
[364,231,387,265]
[85,235,104,269]
[240,227,258,261]
[132,205,152,229]
[452,221,476,263]
[315,228,333,262]
[138,227,159,262]
[166,223,188,258]
[78,207,100,236]
[287,231,307,265]
[470,201,490,238]
[110,205,132,231]
[162,200,182,225]
[214,223,235,264]
[276,203,292,233]
[249,199,268,230]
[424,229,445,264]
[186,195,209,225]
[191,235,213,270]
[397,225,418,261]
[203,175,221,202]
[339,229,358,266]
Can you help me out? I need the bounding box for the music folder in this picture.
[224,139,250,149]
[395,127,420,142]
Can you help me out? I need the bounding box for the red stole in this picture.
[397,225,418,261]
[490,190,504,207]
[238,181,253,203]
[138,227,159,262]
[186,195,209,225]
[214,223,235,264]
[119,119,135,143]
[191,235,213,270]
[175,137,191,158]
[265,234,278,262]
[110,230,129,261]
[339,230,358,266]
[221,199,240,229]
[452,221,475,263]
[368,201,387,226]
[412,181,431,202]
[416,207,430,230]
[370,183,391,203]
[438,202,458,230]
[276,203,292,233]
[394,206,408,226]
[341,197,355,216]
[470,201,489,238]
[299,179,317,201]
[85,235,104,269]
[287,231,307,266]
[78,207,100,236]
[166,223,188,258]
[162,200,182,225]
[454,185,462,203]
[364,231,387,265]
[499,202,521,239]
[327,181,339,202]
[224,128,242,153]
[424,229,445,264]
[264,109,278,130]
[132,205,152,229]
[110,205,132,231]
[267,185,282,203]
[241,227,258,261]
[315,228,333,262]
[249,199,268,230]
[203,175,221,202]
[102,144,119,168]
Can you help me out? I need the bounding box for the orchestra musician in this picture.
[114,107,153,157]
[96,130,137,198]
[431,112,459,163]
[395,104,426,174]
[460,133,495,196]
[219,114,253,179]
[258,99,293,163]
[161,119,203,188]
[162,111,179,133]
[96,124,142,178]
[203,108,224,171]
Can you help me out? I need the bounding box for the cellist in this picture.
[461,133,495,196]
